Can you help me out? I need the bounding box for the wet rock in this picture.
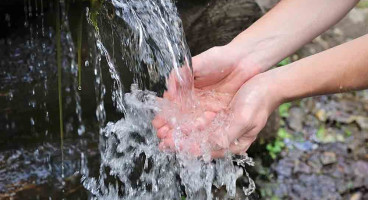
[320,152,337,165]
[288,107,305,132]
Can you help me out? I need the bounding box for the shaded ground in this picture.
[252,2,368,200]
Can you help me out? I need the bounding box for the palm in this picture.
[153,46,259,157]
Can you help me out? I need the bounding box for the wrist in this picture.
[256,70,286,113]
[224,35,281,74]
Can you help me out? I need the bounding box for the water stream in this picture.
[0,0,255,199]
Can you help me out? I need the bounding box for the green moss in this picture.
[88,0,105,31]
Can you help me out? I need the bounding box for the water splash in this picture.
[81,0,255,199]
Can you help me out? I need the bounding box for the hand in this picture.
[192,44,262,94]
[210,73,282,157]
[152,45,264,157]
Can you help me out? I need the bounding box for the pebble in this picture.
[320,152,337,165]
[315,109,327,122]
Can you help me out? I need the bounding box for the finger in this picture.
[210,129,258,158]
[192,111,217,131]
[210,138,254,159]
[157,125,171,139]
[152,115,167,130]
[228,136,256,155]
[211,149,227,159]
[192,55,205,77]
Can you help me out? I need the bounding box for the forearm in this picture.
[268,34,368,104]
[228,0,359,71]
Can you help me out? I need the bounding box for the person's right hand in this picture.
[191,44,262,94]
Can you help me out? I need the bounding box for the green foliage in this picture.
[266,138,285,159]
[181,196,186,200]
[278,103,291,118]
[277,57,291,66]
[266,128,292,159]
[277,128,292,139]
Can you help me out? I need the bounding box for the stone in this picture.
[355,116,368,130]
[307,154,323,173]
[274,158,294,177]
[304,114,320,128]
[288,107,305,132]
[353,161,368,176]
[315,109,327,122]
[293,161,311,174]
[320,152,337,165]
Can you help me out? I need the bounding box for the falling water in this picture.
[0,0,256,199]
[81,0,255,199]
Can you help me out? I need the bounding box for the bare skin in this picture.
[153,0,363,157]
[212,34,368,157]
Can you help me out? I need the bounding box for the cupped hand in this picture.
[210,73,282,157]
[152,45,264,158]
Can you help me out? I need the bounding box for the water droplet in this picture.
[85,60,89,67]
[78,125,85,136]
[78,86,82,91]
[30,117,35,126]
